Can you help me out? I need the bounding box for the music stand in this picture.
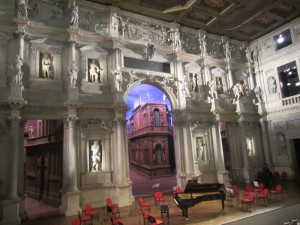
[152,183,160,195]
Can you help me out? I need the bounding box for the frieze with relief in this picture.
[181,31,200,55]
[80,119,112,131]
[29,0,68,27]
[79,9,108,33]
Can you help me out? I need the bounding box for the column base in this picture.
[243,167,251,184]
[67,88,79,101]
[8,84,24,102]
[0,199,21,225]
[217,170,230,187]
[59,191,81,217]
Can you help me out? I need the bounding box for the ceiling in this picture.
[87,0,300,42]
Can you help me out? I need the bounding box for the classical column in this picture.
[226,61,234,88]
[211,117,229,185]
[15,31,25,59]
[0,103,25,225]
[246,62,255,89]
[18,120,26,220]
[115,110,129,186]
[260,119,272,166]
[173,110,198,187]
[60,106,80,216]
[238,120,250,184]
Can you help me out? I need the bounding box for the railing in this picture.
[282,95,300,106]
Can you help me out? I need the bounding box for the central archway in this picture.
[125,83,176,197]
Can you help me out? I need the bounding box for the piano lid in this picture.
[184,180,225,193]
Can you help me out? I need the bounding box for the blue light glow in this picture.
[125,84,172,119]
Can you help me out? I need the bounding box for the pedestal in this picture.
[115,91,124,103]
[217,170,230,187]
[0,199,20,225]
[67,88,79,101]
[235,99,245,114]
[210,98,221,111]
[8,84,24,102]
[60,191,81,217]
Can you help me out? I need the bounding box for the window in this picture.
[274,29,292,51]
[153,109,160,126]
[278,61,300,98]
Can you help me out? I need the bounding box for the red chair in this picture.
[254,182,264,193]
[256,188,269,205]
[139,197,150,212]
[273,171,280,180]
[107,205,120,219]
[226,186,239,206]
[108,211,123,225]
[154,192,164,207]
[148,214,164,225]
[244,185,254,195]
[270,184,283,201]
[72,218,80,225]
[84,204,98,221]
[141,207,149,225]
[77,210,91,225]
[106,198,119,210]
[241,192,255,211]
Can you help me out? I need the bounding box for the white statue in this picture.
[245,47,252,63]
[11,55,23,84]
[18,0,30,18]
[233,82,244,102]
[270,77,277,93]
[69,61,78,88]
[224,41,231,59]
[91,140,101,171]
[112,69,123,91]
[196,138,206,161]
[41,53,52,78]
[183,74,191,97]
[201,35,207,56]
[209,80,218,99]
[254,85,263,102]
[127,69,138,88]
[111,12,119,33]
[70,2,79,27]
[89,59,102,83]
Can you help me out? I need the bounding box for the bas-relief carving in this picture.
[276,133,287,155]
[79,9,108,33]
[286,119,300,129]
[80,119,112,131]
[273,122,284,129]
[267,76,277,94]
[181,31,200,55]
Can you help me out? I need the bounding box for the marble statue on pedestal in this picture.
[91,140,102,171]
[69,61,78,88]
[70,2,79,27]
[254,85,263,102]
[17,0,30,18]
[112,69,123,91]
[10,55,23,84]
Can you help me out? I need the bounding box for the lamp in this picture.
[277,34,284,44]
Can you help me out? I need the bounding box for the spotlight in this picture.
[277,34,284,44]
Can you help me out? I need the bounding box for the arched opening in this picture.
[125,84,176,196]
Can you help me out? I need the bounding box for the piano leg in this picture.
[182,207,189,220]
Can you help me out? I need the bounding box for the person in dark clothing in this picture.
[261,163,272,188]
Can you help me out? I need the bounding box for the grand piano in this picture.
[173,180,226,220]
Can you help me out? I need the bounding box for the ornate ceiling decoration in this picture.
[87,0,300,42]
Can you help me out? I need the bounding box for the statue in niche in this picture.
[254,85,263,102]
[190,74,197,92]
[216,77,224,94]
[153,144,165,165]
[41,53,53,78]
[277,133,287,155]
[246,137,255,156]
[69,61,78,88]
[196,137,206,161]
[268,76,277,94]
[88,59,103,83]
[143,43,155,60]
[119,17,131,38]
[17,0,30,18]
[90,140,102,172]
[208,80,218,99]
[70,2,79,27]
[112,69,123,91]
[10,55,23,84]
[183,73,191,97]
[127,69,138,88]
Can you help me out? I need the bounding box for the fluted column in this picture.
[60,106,81,216]
[238,120,250,184]
[115,110,129,186]
[211,117,229,185]
[260,119,272,166]
[0,104,25,225]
